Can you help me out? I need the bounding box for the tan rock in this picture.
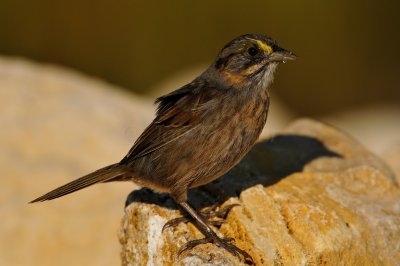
[0,56,154,266]
[321,105,400,156]
[383,143,400,183]
[119,119,400,266]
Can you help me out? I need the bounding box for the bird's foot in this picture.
[178,235,254,264]
[163,203,253,263]
[162,203,239,231]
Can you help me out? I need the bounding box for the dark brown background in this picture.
[1,1,399,115]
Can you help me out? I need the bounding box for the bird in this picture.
[30,34,296,262]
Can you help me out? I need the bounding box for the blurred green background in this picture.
[0,0,399,115]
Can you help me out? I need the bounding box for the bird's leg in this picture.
[162,203,239,231]
[175,201,253,263]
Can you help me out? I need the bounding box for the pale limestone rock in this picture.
[382,144,400,183]
[119,119,400,266]
[321,105,400,156]
[0,56,154,266]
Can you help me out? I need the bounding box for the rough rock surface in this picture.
[119,119,400,266]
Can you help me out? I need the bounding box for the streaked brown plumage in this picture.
[30,34,296,262]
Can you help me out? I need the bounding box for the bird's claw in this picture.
[162,216,188,232]
[162,203,239,232]
[165,203,253,263]
[204,203,240,219]
[178,236,254,264]
[177,238,209,256]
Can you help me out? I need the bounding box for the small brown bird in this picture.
[30,34,295,262]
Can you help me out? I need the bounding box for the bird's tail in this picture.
[29,163,127,203]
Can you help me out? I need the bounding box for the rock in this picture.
[320,105,400,156]
[119,119,400,265]
[0,56,154,266]
[321,105,400,185]
[383,144,400,182]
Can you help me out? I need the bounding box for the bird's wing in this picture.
[120,80,214,162]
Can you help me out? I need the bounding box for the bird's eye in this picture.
[247,46,259,56]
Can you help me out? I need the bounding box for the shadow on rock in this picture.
[126,134,341,209]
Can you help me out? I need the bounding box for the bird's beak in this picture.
[268,48,297,63]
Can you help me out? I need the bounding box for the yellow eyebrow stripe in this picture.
[255,40,273,53]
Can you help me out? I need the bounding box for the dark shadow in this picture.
[125,134,341,210]
[125,187,177,209]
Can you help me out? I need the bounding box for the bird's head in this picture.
[210,34,296,89]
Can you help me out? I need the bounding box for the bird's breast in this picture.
[208,92,269,153]
[185,90,270,186]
